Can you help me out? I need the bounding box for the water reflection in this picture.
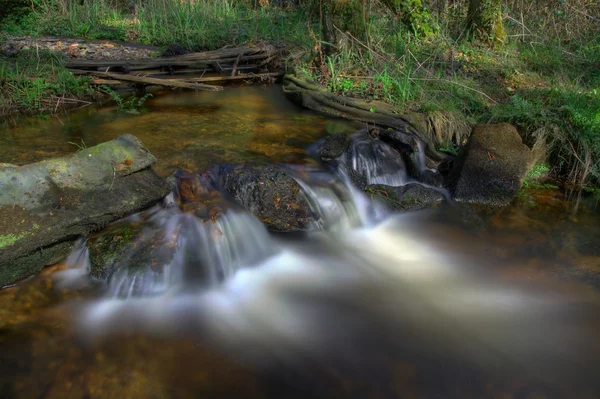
[0,86,359,174]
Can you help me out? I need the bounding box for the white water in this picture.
[55,168,600,396]
[342,137,409,186]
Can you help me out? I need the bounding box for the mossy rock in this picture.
[0,135,171,287]
[366,183,445,211]
[87,221,176,285]
[450,123,537,206]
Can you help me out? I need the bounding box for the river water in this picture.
[1,86,600,398]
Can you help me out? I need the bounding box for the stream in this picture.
[1,86,600,398]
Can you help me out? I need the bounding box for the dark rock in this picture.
[217,164,314,232]
[451,123,536,206]
[419,169,445,187]
[87,221,174,284]
[320,133,351,161]
[378,128,416,154]
[366,183,446,211]
[0,135,171,287]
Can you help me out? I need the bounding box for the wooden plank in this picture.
[85,71,223,91]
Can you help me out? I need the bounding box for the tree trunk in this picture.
[321,0,337,57]
[466,0,505,43]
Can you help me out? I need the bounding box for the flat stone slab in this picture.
[0,134,171,287]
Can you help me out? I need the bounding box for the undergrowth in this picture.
[0,48,93,118]
[100,86,153,114]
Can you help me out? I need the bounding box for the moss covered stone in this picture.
[0,135,171,287]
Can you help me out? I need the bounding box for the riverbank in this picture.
[1,0,598,188]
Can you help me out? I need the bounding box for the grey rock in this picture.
[451,123,535,206]
[0,135,171,287]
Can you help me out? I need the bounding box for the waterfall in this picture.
[341,136,408,186]
[285,166,386,231]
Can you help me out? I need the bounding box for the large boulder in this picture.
[366,183,446,211]
[451,123,537,206]
[216,164,314,232]
[0,135,171,287]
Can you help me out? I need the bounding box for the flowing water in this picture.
[1,86,600,399]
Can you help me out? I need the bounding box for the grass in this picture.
[1,0,312,50]
[0,47,93,118]
[1,0,598,187]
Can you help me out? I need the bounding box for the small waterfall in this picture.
[60,202,276,298]
[285,166,386,231]
[341,136,408,186]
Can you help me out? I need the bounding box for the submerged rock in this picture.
[450,123,537,206]
[0,135,171,287]
[366,183,446,211]
[216,164,314,232]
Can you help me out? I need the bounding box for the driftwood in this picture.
[88,72,283,87]
[67,45,283,91]
[66,47,276,71]
[184,72,283,83]
[80,70,223,91]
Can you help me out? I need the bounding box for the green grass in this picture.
[0,48,93,118]
[2,0,313,50]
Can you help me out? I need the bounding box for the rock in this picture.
[378,128,416,154]
[319,133,351,161]
[216,164,314,231]
[87,221,174,284]
[366,183,446,211]
[451,123,536,206]
[0,135,171,287]
[419,169,445,187]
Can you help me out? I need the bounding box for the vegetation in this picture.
[100,86,153,114]
[1,0,598,187]
[0,46,93,116]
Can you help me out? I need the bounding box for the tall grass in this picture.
[0,49,92,117]
[3,0,312,50]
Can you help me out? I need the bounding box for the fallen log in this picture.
[82,71,223,91]
[66,53,271,71]
[87,72,283,87]
[184,72,284,83]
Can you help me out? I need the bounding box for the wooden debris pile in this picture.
[67,46,285,92]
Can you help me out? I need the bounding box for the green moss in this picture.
[0,232,29,248]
